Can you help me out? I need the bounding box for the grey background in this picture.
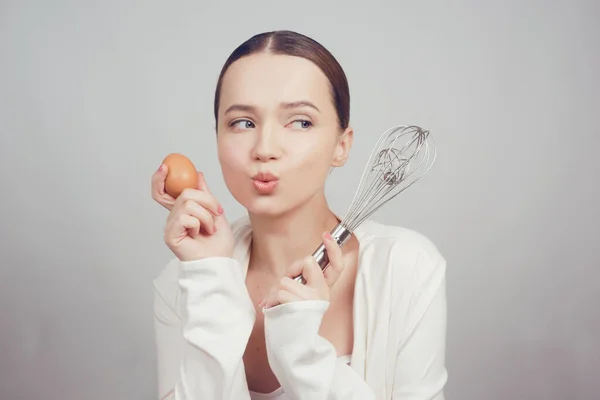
[1,1,599,399]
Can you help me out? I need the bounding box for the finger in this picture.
[259,287,276,308]
[168,213,200,239]
[279,276,314,299]
[196,173,224,214]
[263,289,303,309]
[263,295,279,309]
[321,231,346,288]
[298,256,327,290]
[197,171,210,193]
[176,188,223,217]
[180,200,216,235]
[276,289,303,305]
[286,258,307,279]
[261,287,279,309]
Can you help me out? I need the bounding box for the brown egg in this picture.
[162,153,197,198]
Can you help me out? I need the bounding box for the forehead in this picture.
[219,53,333,110]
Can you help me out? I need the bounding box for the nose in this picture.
[252,124,281,162]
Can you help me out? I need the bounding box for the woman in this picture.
[151,30,448,400]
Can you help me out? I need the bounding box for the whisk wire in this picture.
[293,124,436,284]
[341,125,435,231]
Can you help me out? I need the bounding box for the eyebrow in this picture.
[281,101,320,112]
[224,101,320,115]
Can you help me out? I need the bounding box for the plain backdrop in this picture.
[1,1,599,399]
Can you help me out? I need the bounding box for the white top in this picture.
[153,215,448,399]
[248,355,352,400]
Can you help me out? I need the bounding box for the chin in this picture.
[226,180,318,218]
[244,195,289,217]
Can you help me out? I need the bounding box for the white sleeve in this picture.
[154,257,256,400]
[263,300,376,400]
[392,274,448,400]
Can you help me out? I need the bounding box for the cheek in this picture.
[289,136,335,169]
[286,139,334,186]
[217,141,251,203]
[218,141,246,175]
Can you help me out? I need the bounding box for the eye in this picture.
[230,119,255,130]
[288,120,313,130]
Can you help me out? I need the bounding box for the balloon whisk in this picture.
[294,125,436,284]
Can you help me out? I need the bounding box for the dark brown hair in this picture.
[213,30,350,130]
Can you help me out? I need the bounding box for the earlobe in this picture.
[331,146,345,167]
[331,126,353,167]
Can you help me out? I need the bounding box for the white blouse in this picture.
[153,215,448,399]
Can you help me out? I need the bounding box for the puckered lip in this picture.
[252,172,279,182]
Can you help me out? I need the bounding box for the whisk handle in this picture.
[293,223,353,285]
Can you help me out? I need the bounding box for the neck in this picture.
[248,192,340,277]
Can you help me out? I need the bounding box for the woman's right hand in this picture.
[152,164,234,261]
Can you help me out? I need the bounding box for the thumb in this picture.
[300,256,326,289]
[153,164,170,195]
[286,258,306,279]
[289,256,326,289]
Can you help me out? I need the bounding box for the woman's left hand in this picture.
[260,231,346,309]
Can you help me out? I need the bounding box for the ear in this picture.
[331,126,354,167]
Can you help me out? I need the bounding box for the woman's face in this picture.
[216,52,353,216]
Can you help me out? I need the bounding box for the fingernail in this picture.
[212,225,217,234]
[324,232,332,240]
[217,205,224,215]
[157,164,163,172]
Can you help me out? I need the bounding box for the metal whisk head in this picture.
[341,125,436,231]
[293,124,435,285]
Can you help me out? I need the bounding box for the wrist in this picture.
[176,249,234,262]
